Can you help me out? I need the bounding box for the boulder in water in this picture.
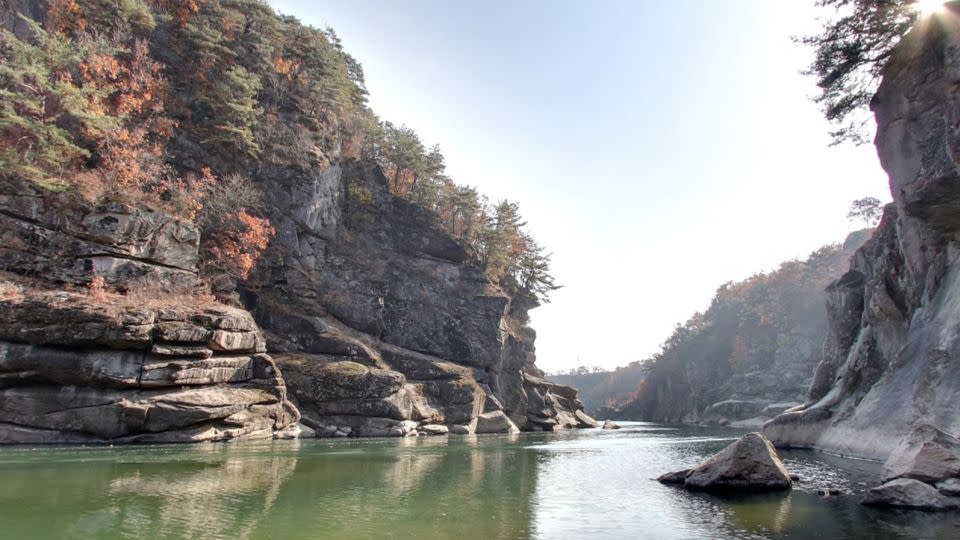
[575,409,598,428]
[682,432,792,491]
[882,424,960,484]
[419,424,449,436]
[475,411,520,434]
[863,478,959,511]
[657,469,691,485]
[602,420,621,430]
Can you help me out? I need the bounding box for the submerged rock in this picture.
[602,420,621,430]
[882,424,960,484]
[863,479,959,511]
[682,433,792,491]
[448,423,473,435]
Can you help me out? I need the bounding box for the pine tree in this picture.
[0,18,117,187]
[801,0,919,144]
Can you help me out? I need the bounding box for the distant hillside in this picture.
[549,362,648,415]
[608,230,870,426]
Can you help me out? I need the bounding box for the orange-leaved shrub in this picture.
[197,172,274,280]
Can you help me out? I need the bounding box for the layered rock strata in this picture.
[0,182,299,443]
[0,292,299,443]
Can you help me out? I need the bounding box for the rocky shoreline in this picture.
[0,156,593,444]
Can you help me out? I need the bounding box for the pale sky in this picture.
[268,0,890,373]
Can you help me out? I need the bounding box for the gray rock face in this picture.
[764,11,960,460]
[682,433,792,491]
[575,409,598,428]
[246,159,592,436]
[0,181,201,293]
[882,424,960,483]
[863,479,959,511]
[701,400,768,425]
[0,293,298,443]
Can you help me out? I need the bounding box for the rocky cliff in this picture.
[0,0,591,442]
[245,159,592,436]
[0,181,299,443]
[764,11,960,460]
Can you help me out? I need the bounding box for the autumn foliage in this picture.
[1,0,551,300]
[0,1,277,284]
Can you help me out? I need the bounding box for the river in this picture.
[0,422,957,539]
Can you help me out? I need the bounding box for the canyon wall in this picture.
[764,12,960,460]
[0,0,591,442]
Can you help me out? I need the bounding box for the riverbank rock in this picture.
[0,292,299,443]
[863,479,959,511]
[602,420,621,430]
[937,478,960,496]
[420,424,449,436]
[475,410,520,434]
[882,425,960,483]
[575,409,598,428]
[680,433,793,491]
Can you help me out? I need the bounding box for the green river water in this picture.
[0,422,958,539]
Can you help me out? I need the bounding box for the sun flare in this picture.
[915,0,946,14]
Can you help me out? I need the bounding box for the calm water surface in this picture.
[1,422,958,539]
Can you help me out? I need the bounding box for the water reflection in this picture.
[0,441,300,540]
[1,426,959,539]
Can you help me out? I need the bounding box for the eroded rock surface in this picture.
[863,479,959,511]
[764,11,960,460]
[0,292,298,443]
[245,159,592,437]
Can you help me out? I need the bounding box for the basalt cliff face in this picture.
[763,12,960,460]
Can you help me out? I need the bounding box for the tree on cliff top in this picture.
[802,0,923,145]
[847,196,883,226]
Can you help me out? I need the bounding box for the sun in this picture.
[914,0,946,14]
